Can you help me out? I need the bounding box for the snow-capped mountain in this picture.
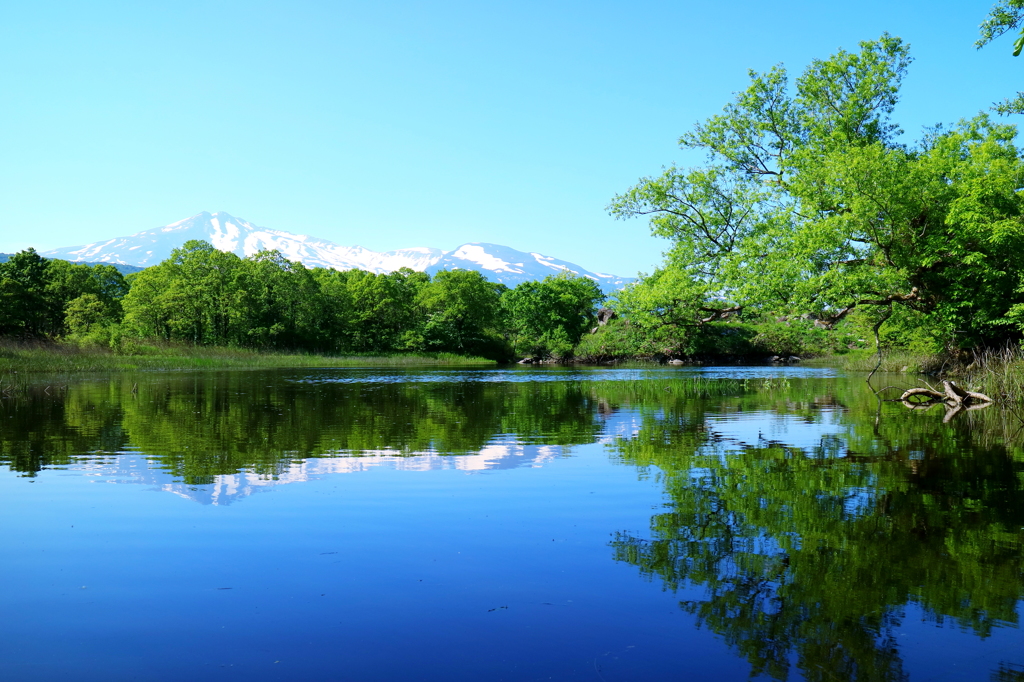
[42,212,633,292]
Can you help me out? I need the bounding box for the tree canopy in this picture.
[610,35,1024,352]
[0,249,127,338]
[2,241,608,361]
[502,271,605,357]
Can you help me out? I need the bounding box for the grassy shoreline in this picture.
[802,350,945,374]
[0,339,495,374]
[806,347,1024,403]
[6,337,1024,404]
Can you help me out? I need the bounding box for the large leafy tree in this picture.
[0,249,49,335]
[419,269,504,354]
[335,268,430,353]
[501,272,605,358]
[121,241,243,345]
[0,251,125,338]
[236,250,324,349]
[44,261,128,337]
[610,35,1024,350]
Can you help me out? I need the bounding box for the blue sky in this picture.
[0,1,1019,276]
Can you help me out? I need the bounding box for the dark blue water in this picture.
[1,367,1021,681]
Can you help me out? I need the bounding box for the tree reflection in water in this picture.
[1,371,1023,679]
[610,383,1024,681]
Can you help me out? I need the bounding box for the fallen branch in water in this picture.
[899,380,993,405]
[899,387,945,402]
[898,380,993,421]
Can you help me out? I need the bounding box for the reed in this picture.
[611,376,746,400]
[809,345,1024,404]
[806,350,945,374]
[959,346,1024,403]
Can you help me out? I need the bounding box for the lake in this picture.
[1,366,1022,681]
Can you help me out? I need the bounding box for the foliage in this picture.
[749,317,860,357]
[419,269,505,355]
[0,249,128,339]
[2,242,619,362]
[327,267,430,353]
[575,315,853,363]
[0,248,50,335]
[609,35,1024,353]
[501,272,606,358]
[573,318,653,361]
[978,0,1024,56]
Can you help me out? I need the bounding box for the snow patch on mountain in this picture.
[42,211,633,292]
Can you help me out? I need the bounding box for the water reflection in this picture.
[290,364,840,384]
[0,372,619,484]
[68,443,567,505]
[1,369,1023,680]
[609,380,1024,681]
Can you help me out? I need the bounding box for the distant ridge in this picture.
[41,212,634,292]
[0,252,142,276]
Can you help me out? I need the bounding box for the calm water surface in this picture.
[1,366,1022,681]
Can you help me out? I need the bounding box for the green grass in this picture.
[806,346,1024,403]
[959,347,1024,403]
[0,338,495,374]
[619,377,745,398]
[804,349,946,374]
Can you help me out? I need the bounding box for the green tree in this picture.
[236,251,324,349]
[419,269,504,354]
[310,267,355,352]
[501,272,605,358]
[610,35,1024,351]
[64,293,118,342]
[0,249,50,335]
[41,261,127,338]
[168,241,242,345]
[120,241,243,345]
[121,264,177,340]
[337,268,429,353]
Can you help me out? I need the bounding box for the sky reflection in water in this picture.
[0,367,1021,681]
[290,364,841,385]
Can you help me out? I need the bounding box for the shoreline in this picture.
[0,339,495,375]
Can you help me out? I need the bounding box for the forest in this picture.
[0,242,604,362]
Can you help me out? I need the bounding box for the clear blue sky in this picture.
[0,1,1019,276]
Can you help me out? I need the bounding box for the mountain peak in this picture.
[41,213,633,292]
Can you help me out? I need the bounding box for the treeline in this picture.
[0,240,605,361]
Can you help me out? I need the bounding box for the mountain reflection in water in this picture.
[62,444,571,505]
[1,367,1022,681]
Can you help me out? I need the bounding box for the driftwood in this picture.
[899,387,943,402]
[898,380,993,420]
